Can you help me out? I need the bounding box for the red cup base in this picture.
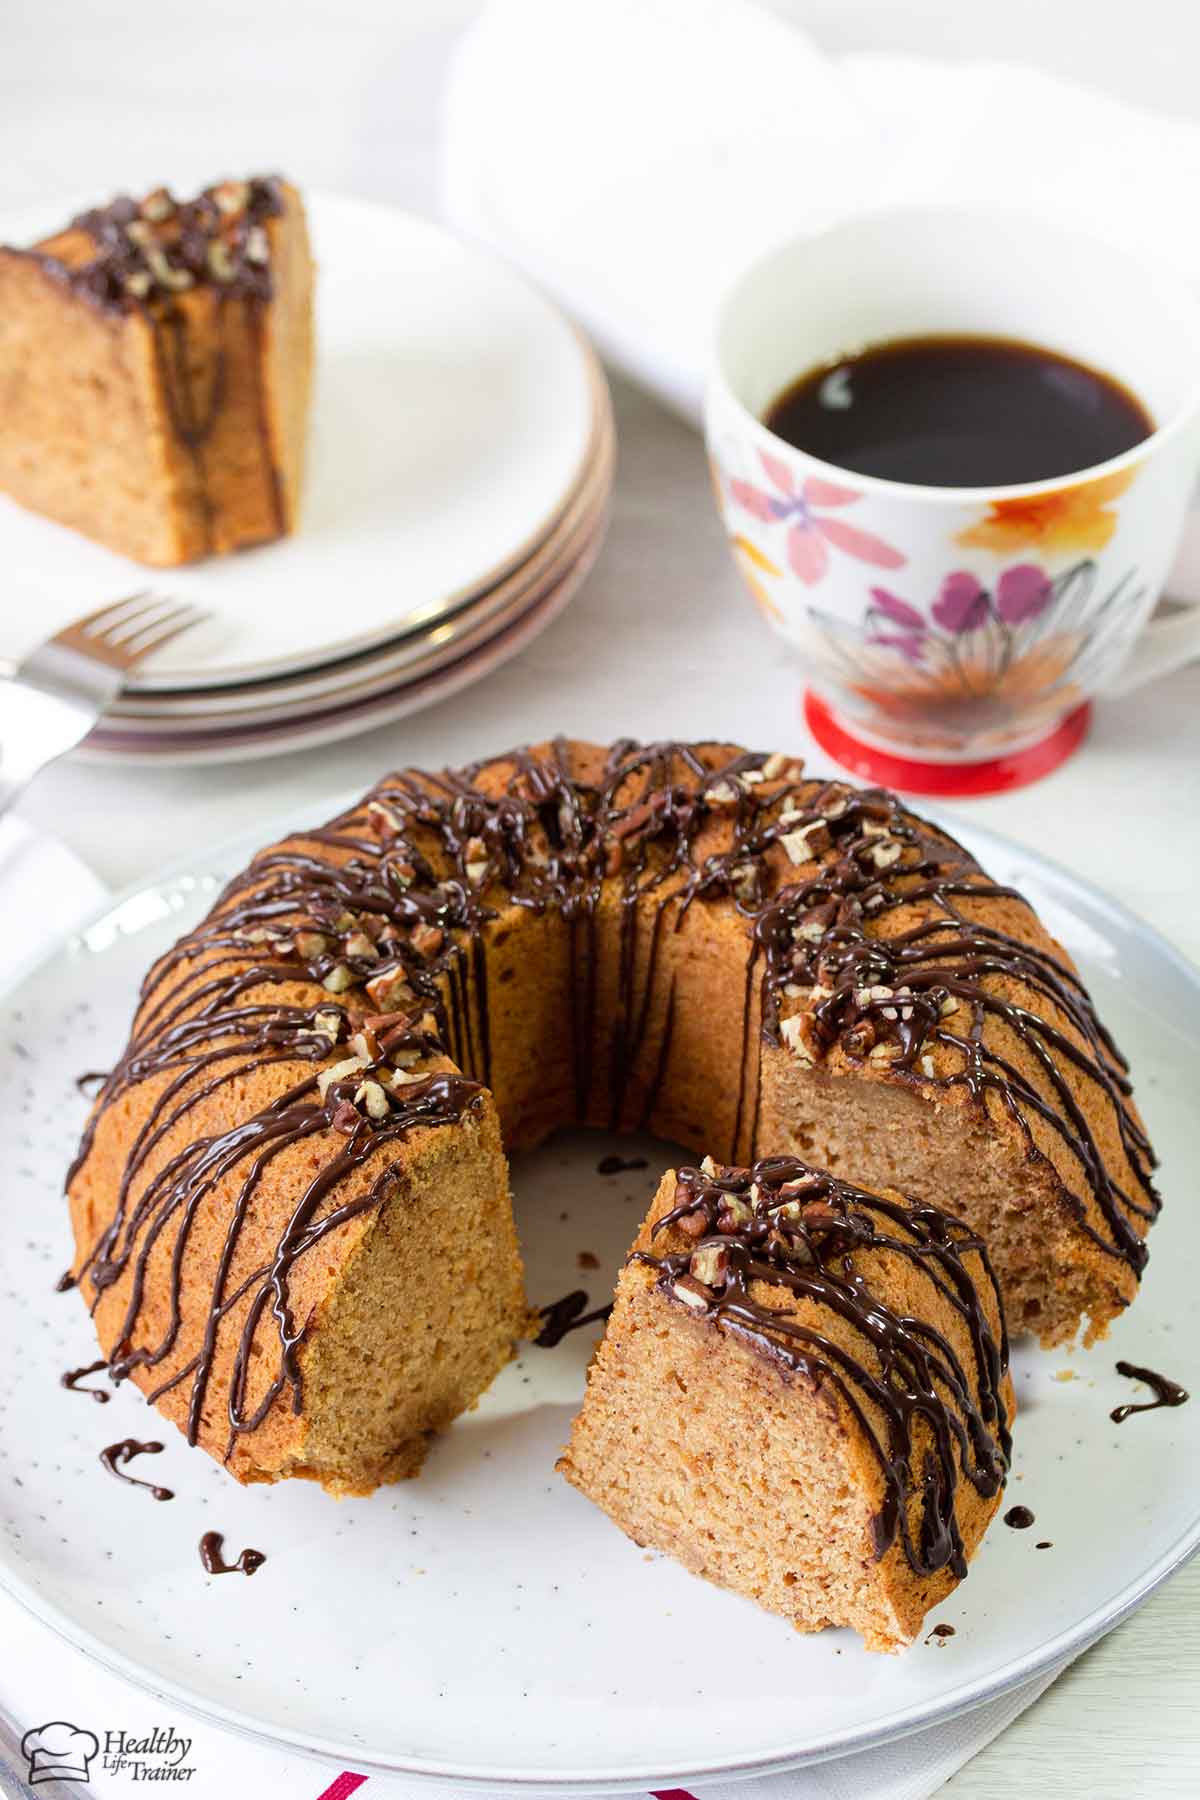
[802,692,1092,798]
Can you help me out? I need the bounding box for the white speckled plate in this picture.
[0,806,1196,1791]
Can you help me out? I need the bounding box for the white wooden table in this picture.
[3,3,1199,1792]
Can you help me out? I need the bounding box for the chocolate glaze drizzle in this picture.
[1110,1361,1189,1423]
[99,1439,173,1501]
[635,1155,1011,1579]
[12,177,287,550]
[199,1531,265,1577]
[534,1290,613,1347]
[25,179,282,314]
[750,786,1157,1277]
[65,740,1153,1463]
[1004,1505,1035,1529]
[61,1360,110,1403]
[73,1030,482,1458]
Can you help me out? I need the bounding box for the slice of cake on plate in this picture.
[559,1156,1013,1652]
[0,175,313,565]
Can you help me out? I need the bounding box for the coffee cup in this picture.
[706,207,1200,792]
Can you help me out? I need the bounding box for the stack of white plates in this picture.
[0,196,614,764]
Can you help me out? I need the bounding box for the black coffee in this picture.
[763,333,1153,488]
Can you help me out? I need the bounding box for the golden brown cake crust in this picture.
[66,738,1156,1494]
[560,1160,1015,1650]
[0,176,313,565]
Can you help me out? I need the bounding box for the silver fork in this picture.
[0,593,207,816]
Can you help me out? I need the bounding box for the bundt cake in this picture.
[0,175,313,564]
[560,1156,1013,1652]
[66,738,1156,1504]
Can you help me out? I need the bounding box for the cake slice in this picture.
[560,1156,1013,1652]
[0,175,313,565]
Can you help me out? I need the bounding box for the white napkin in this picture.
[441,0,1200,600]
[440,0,1200,597]
[0,821,1076,1795]
[442,0,1200,429]
[0,815,108,987]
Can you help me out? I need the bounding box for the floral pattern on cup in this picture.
[725,451,906,585]
[804,559,1147,751]
[955,467,1135,556]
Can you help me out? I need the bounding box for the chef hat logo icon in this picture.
[20,1721,98,1785]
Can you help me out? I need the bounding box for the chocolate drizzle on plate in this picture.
[199,1531,265,1577]
[1110,1361,1189,1423]
[1003,1505,1035,1529]
[99,1439,173,1501]
[636,1155,1011,1579]
[61,1359,111,1403]
[65,740,1153,1463]
[534,1290,612,1348]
